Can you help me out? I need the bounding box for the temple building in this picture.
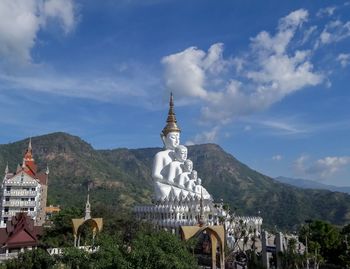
[0,139,48,228]
[0,212,43,260]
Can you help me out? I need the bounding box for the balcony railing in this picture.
[2,201,37,207]
[1,210,36,217]
[1,211,16,217]
[4,190,37,197]
[4,181,38,187]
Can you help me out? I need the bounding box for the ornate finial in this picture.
[5,163,9,174]
[161,93,181,136]
[28,137,32,151]
[84,186,91,220]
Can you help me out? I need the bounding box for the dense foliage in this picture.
[299,220,350,268]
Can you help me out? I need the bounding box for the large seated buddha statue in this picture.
[152,93,212,201]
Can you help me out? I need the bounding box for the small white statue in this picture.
[175,159,193,187]
[185,170,198,191]
[165,145,188,183]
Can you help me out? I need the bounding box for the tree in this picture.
[41,206,83,248]
[60,247,91,269]
[127,229,198,269]
[278,238,304,269]
[299,220,342,266]
[89,233,130,269]
[339,224,350,268]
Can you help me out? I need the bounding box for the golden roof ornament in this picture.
[162,93,181,136]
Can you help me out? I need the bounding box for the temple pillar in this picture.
[211,233,217,269]
[276,232,283,269]
[262,231,270,269]
[220,240,225,269]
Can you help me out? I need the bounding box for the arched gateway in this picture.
[71,190,103,247]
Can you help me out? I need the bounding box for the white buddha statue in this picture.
[165,145,188,183]
[153,93,182,201]
[152,93,212,201]
[152,93,181,182]
[176,159,193,187]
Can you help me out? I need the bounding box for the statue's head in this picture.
[190,170,198,180]
[184,159,193,172]
[161,132,180,150]
[174,145,187,162]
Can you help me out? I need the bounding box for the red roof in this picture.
[0,213,43,249]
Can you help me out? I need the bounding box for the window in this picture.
[6,187,11,192]
[31,188,35,191]
[30,208,34,211]
[5,197,9,201]
[4,217,8,223]
[4,207,9,213]
[30,198,35,201]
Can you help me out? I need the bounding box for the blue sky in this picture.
[0,0,350,186]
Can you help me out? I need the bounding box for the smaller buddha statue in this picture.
[185,170,198,191]
[175,159,193,187]
[165,145,188,183]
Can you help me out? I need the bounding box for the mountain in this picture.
[276,176,350,194]
[1,132,350,230]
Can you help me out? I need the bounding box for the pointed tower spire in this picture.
[16,164,21,173]
[162,93,181,136]
[4,163,9,174]
[28,137,32,151]
[198,188,206,226]
[84,186,91,220]
[22,137,36,176]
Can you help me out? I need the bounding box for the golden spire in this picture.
[162,93,181,136]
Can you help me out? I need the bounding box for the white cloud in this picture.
[43,0,76,34]
[161,43,227,100]
[162,9,323,126]
[301,26,317,45]
[316,6,337,18]
[317,20,350,47]
[0,73,149,103]
[186,126,220,145]
[258,119,307,135]
[294,155,350,178]
[272,155,283,161]
[295,154,309,173]
[0,0,76,64]
[337,53,350,67]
